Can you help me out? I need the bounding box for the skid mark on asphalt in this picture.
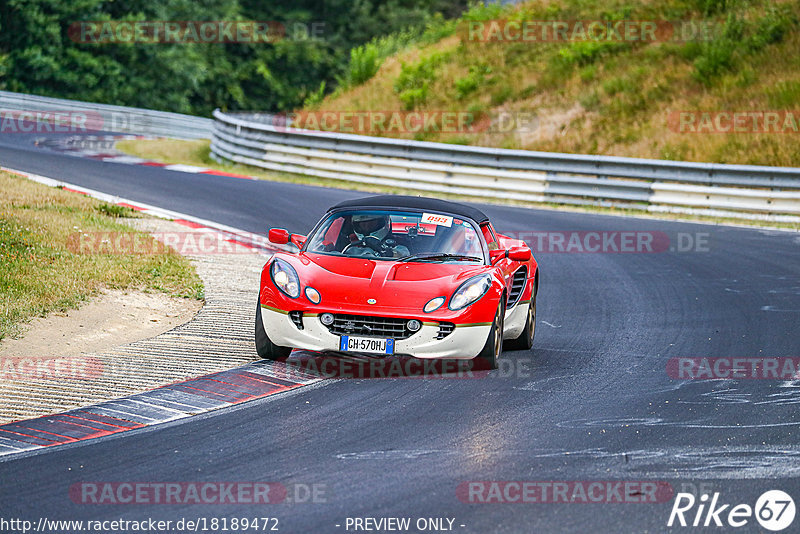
[331,445,800,478]
[512,375,574,391]
[336,450,453,460]
[761,305,800,312]
[430,445,800,478]
[558,415,800,430]
[619,446,800,478]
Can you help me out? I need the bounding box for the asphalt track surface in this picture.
[1,130,800,533]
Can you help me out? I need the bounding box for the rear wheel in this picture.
[506,292,536,351]
[255,302,292,360]
[477,299,504,370]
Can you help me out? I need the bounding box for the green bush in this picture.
[490,85,513,105]
[558,41,629,67]
[579,65,597,83]
[339,30,419,90]
[418,13,458,45]
[676,42,704,61]
[461,1,505,22]
[96,203,133,218]
[691,8,795,86]
[303,81,327,109]
[398,86,429,110]
[602,77,626,96]
[692,12,742,85]
[393,50,450,108]
[337,14,459,91]
[693,41,736,84]
[342,44,382,87]
[454,64,491,100]
[745,6,795,52]
[767,80,800,108]
[693,0,733,16]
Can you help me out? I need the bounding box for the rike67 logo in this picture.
[668,490,795,531]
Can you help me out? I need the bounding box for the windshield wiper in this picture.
[398,253,483,263]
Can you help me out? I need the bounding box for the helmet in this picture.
[352,213,390,240]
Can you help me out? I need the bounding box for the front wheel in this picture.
[505,293,536,351]
[477,299,504,370]
[255,302,292,360]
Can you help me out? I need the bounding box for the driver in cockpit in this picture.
[344,214,410,258]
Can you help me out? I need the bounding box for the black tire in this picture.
[477,299,504,370]
[505,293,536,351]
[255,302,292,360]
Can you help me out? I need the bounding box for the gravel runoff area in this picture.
[0,217,269,424]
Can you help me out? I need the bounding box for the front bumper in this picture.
[260,306,491,359]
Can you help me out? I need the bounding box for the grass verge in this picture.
[0,170,204,340]
[116,138,800,231]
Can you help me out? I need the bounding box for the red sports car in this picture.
[256,195,538,368]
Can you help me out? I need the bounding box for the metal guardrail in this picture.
[211,110,800,221]
[0,91,212,139]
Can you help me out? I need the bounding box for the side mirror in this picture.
[507,246,531,261]
[268,228,290,245]
[490,247,531,264]
[290,234,307,248]
[489,249,506,264]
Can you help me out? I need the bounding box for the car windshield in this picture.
[304,210,486,262]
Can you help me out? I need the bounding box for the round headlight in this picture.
[305,287,321,304]
[449,274,492,310]
[320,313,335,326]
[424,296,446,313]
[407,319,421,332]
[270,258,300,298]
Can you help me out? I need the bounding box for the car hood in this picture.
[289,252,489,311]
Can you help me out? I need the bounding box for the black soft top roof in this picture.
[330,195,489,224]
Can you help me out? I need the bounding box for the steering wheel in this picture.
[342,237,380,254]
[363,236,386,252]
[343,236,394,256]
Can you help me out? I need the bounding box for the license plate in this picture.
[339,335,395,354]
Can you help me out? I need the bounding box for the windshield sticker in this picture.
[421,213,453,227]
[391,222,437,236]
